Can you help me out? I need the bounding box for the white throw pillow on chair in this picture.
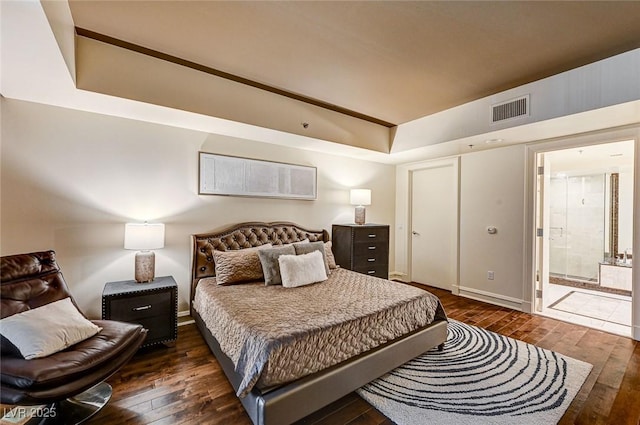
[0,297,101,359]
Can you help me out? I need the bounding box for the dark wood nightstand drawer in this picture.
[137,316,174,342]
[110,291,171,321]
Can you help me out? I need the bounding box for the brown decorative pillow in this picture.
[213,244,272,285]
[324,241,337,269]
[293,241,331,275]
[258,244,296,286]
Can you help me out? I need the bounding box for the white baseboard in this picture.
[178,310,195,326]
[457,286,524,311]
[520,300,534,314]
[389,271,408,281]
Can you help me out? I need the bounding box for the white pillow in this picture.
[279,250,328,288]
[0,297,102,359]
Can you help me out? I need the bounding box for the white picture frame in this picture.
[198,152,317,200]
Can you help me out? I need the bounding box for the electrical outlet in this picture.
[487,271,495,280]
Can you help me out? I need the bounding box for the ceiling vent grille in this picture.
[492,95,529,123]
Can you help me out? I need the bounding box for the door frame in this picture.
[394,157,460,294]
[534,152,551,313]
[524,125,640,340]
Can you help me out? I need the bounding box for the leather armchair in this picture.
[1,250,148,423]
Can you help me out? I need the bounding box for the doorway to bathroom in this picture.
[535,140,634,336]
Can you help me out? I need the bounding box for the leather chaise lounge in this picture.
[0,250,147,424]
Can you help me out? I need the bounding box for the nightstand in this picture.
[332,224,390,278]
[102,275,178,348]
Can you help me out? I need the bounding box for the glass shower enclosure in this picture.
[548,173,606,282]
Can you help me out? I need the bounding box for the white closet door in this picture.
[410,164,458,290]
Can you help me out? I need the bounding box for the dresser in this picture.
[331,224,389,278]
[102,275,178,348]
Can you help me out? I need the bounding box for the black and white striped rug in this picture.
[357,320,592,425]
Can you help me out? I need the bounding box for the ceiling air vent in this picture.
[491,95,529,123]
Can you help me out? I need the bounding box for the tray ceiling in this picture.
[68,1,640,127]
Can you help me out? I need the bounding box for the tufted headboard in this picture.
[190,222,329,310]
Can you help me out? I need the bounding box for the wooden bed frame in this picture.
[191,222,448,425]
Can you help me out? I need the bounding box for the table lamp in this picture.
[350,189,371,225]
[124,222,165,283]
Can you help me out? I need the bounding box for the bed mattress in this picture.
[193,268,446,398]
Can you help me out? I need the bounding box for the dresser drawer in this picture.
[353,263,389,278]
[353,242,389,265]
[352,227,389,243]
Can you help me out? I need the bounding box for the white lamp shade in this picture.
[124,223,165,250]
[350,189,371,206]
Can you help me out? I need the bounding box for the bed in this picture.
[190,222,448,425]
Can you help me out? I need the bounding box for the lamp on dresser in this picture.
[124,222,165,283]
[350,189,371,225]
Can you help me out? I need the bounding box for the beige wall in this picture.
[0,99,395,317]
[459,145,527,307]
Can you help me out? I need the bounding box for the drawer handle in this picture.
[132,305,152,311]
[368,246,376,250]
[367,270,376,274]
[368,234,377,238]
[368,258,376,262]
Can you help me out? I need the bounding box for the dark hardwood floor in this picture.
[50,286,640,424]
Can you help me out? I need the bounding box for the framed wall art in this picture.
[198,152,317,200]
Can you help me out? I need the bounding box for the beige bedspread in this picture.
[193,268,446,398]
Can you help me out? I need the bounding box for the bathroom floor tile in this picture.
[545,289,631,333]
